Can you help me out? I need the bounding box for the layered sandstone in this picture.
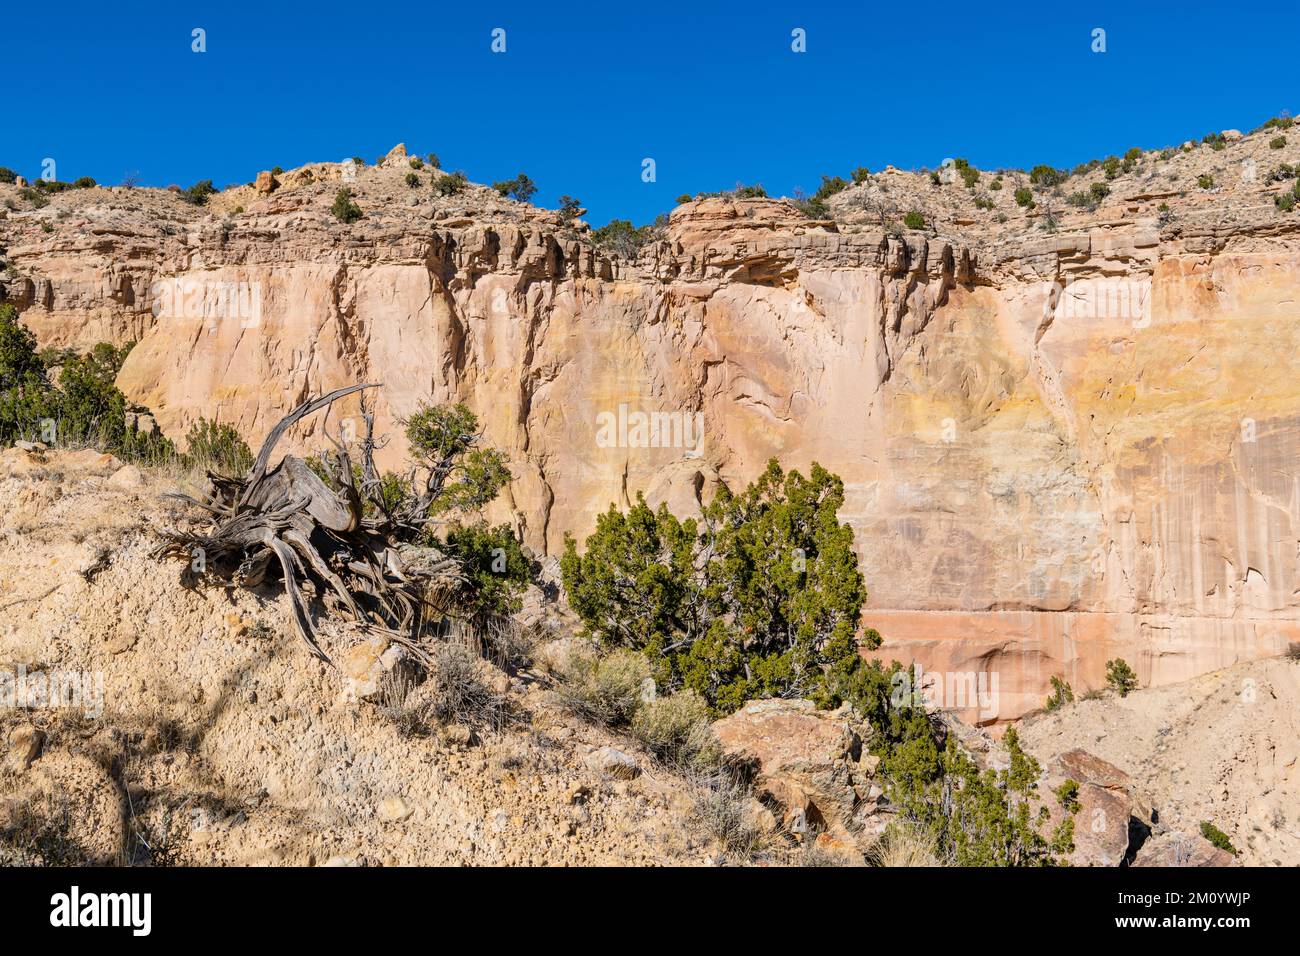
[4,128,1300,721]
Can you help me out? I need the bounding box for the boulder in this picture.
[711,699,867,838]
[254,171,278,195]
[381,143,408,167]
[108,464,144,489]
[585,746,640,779]
[1040,749,1154,866]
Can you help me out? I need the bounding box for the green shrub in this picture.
[403,401,511,514]
[557,195,582,222]
[631,690,721,770]
[1029,165,1066,187]
[182,417,253,474]
[1055,779,1081,813]
[903,210,925,229]
[433,170,467,196]
[814,175,848,201]
[1105,658,1138,696]
[440,520,530,617]
[676,193,693,204]
[735,184,767,198]
[72,176,96,189]
[409,157,424,169]
[795,195,829,218]
[331,187,363,223]
[886,726,1073,866]
[404,172,420,188]
[562,459,874,714]
[1271,136,1287,150]
[180,180,217,206]
[851,166,871,184]
[954,160,980,188]
[1203,132,1226,151]
[1199,820,1237,855]
[1197,173,1215,190]
[0,167,17,184]
[426,153,441,168]
[555,648,650,726]
[1090,182,1110,202]
[1277,192,1296,212]
[1044,675,1074,711]
[18,187,49,208]
[1013,186,1034,208]
[591,218,657,257]
[988,177,1002,190]
[974,195,995,210]
[492,173,537,203]
[1263,116,1294,130]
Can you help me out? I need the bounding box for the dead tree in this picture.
[155,384,465,665]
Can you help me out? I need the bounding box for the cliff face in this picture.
[5,136,1300,720]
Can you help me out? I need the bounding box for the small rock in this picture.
[377,796,413,823]
[441,724,478,748]
[585,746,640,779]
[107,464,144,489]
[5,726,45,773]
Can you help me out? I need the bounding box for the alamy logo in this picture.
[1044,277,1151,327]
[150,277,262,329]
[1,665,103,718]
[890,662,1000,722]
[50,886,151,936]
[595,404,704,456]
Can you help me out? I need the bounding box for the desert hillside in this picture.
[2,447,1294,866]
[5,126,1300,721]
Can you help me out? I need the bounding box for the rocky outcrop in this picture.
[5,128,1300,722]
[1132,832,1236,867]
[1039,749,1154,867]
[712,699,877,840]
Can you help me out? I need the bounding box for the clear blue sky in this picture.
[5,1,1295,226]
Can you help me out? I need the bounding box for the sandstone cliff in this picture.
[4,132,1300,721]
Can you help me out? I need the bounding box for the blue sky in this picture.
[4,1,1295,226]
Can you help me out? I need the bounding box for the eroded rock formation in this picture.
[4,130,1300,721]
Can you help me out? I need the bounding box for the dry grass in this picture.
[867,822,945,867]
[0,795,92,866]
[630,690,722,771]
[380,643,514,735]
[687,770,772,865]
[554,648,649,727]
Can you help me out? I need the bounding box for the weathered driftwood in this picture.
[155,385,464,665]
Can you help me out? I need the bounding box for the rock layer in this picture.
[4,136,1300,721]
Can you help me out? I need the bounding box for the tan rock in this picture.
[6,726,45,773]
[1132,831,1236,867]
[253,171,278,195]
[340,634,390,700]
[585,746,640,779]
[376,796,413,823]
[712,699,863,838]
[107,464,143,489]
